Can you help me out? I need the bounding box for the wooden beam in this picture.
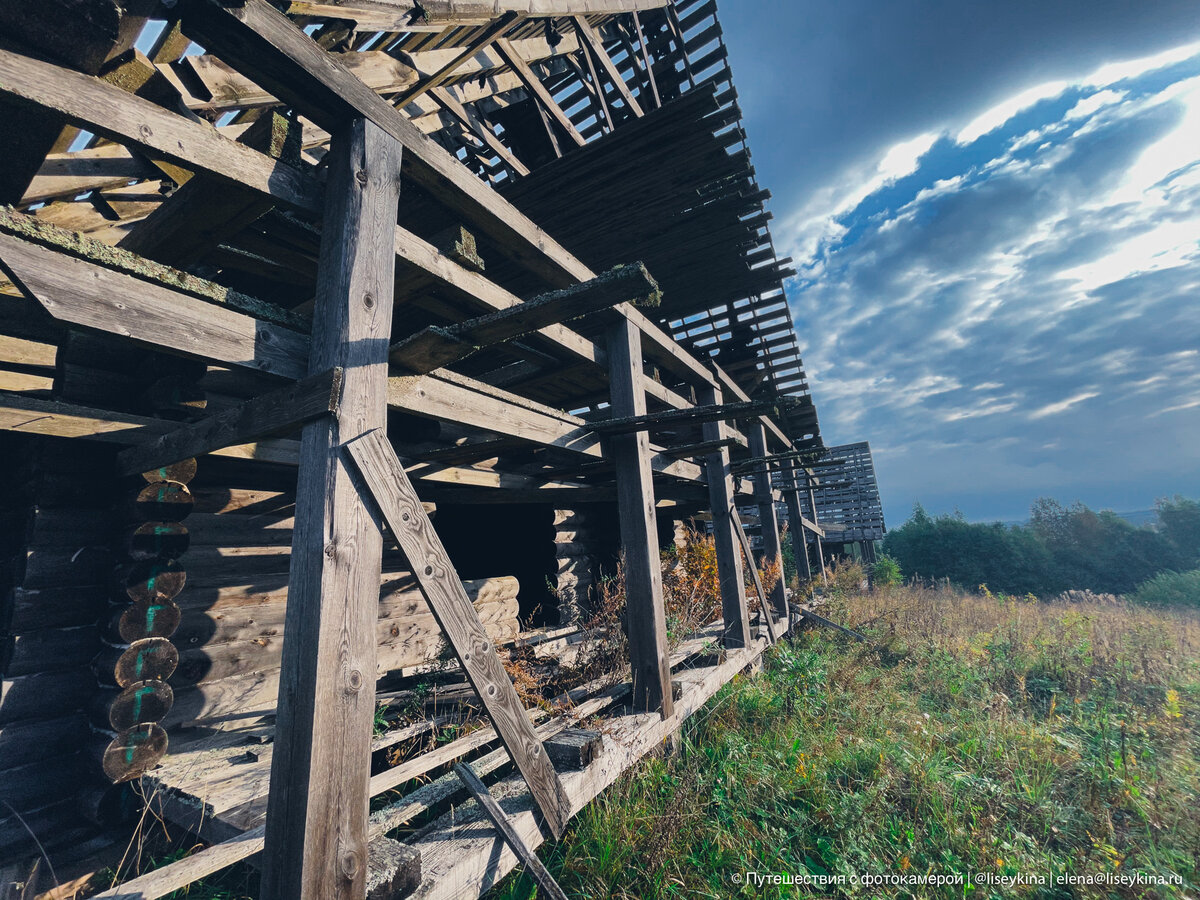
[660,437,738,459]
[390,12,520,109]
[389,262,658,373]
[573,17,643,118]
[0,0,122,204]
[116,368,344,477]
[287,0,669,31]
[700,384,750,649]
[177,0,718,389]
[117,110,304,269]
[0,231,309,380]
[783,464,813,582]
[730,506,777,644]
[710,361,791,448]
[0,206,306,330]
[749,424,787,621]
[492,38,586,148]
[806,478,828,584]
[631,11,661,109]
[387,370,705,484]
[0,46,321,215]
[452,763,570,900]
[259,118,402,900]
[429,85,530,178]
[344,428,572,838]
[589,397,785,435]
[606,318,673,716]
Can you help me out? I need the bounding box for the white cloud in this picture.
[1065,89,1127,119]
[955,80,1071,144]
[1028,391,1101,420]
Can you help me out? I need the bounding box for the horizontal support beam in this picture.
[116,368,344,476]
[590,398,790,435]
[389,263,659,374]
[0,46,321,215]
[710,361,791,449]
[0,230,309,380]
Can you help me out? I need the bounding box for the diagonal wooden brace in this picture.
[730,506,778,644]
[343,427,571,838]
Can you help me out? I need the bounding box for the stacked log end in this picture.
[553,509,601,625]
[78,337,206,784]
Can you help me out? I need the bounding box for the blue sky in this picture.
[721,2,1200,525]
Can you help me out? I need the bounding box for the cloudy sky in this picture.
[721,2,1200,525]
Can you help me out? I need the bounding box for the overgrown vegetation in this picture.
[492,581,1200,898]
[884,496,1200,598]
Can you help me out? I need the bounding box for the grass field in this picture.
[491,578,1200,898]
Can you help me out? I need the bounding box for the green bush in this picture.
[869,553,901,586]
[1133,568,1200,607]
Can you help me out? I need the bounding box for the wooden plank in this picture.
[749,423,787,620]
[259,118,402,900]
[407,623,784,900]
[387,370,706,485]
[492,38,586,148]
[391,225,604,369]
[116,368,344,477]
[710,361,790,448]
[343,428,571,838]
[0,46,321,215]
[730,505,777,644]
[176,50,417,113]
[22,144,154,204]
[428,86,530,177]
[117,111,304,270]
[590,397,785,435]
[573,17,643,117]
[453,763,570,900]
[699,384,749,649]
[0,393,174,443]
[0,206,306,330]
[783,468,813,583]
[287,0,668,30]
[0,0,122,204]
[391,12,520,109]
[0,232,309,380]
[606,318,673,716]
[389,262,658,374]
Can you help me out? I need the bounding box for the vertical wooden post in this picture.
[748,424,787,620]
[783,463,812,583]
[699,384,749,649]
[805,475,828,584]
[606,318,673,717]
[261,118,401,900]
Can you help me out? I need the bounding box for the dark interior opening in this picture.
[434,503,556,628]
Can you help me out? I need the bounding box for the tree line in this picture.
[881,496,1200,598]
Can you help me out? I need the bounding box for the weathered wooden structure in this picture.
[0,0,835,896]
[805,441,886,562]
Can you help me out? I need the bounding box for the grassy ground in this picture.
[491,580,1200,898]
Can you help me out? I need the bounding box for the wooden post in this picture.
[260,118,402,900]
[805,476,828,584]
[699,384,749,649]
[748,424,787,620]
[784,463,812,583]
[606,318,673,717]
